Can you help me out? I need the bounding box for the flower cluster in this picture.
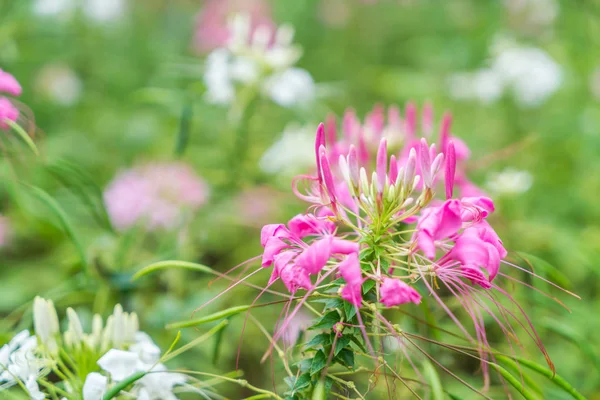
[203,13,315,108]
[104,162,209,232]
[0,69,21,130]
[1,297,186,400]
[259,103,554,388]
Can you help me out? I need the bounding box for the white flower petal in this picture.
[83,372,108,400]
[97,349,139,381]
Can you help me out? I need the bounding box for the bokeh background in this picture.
[1,0,600,398]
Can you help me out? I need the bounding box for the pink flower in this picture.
[193,0,274,53]
[338,253,363,306]
[0,97,19,130]
[103,162,209,232]
[379,278,421,307]
[295,236,333,274]
[288,214,335,238]
[417,199,462,259]
[0,70,22,96]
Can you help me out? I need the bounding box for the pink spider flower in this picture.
[103,162,209,232]
[0,70,22,130]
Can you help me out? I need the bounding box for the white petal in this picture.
[97,349,139,381]
[262,68,314,108]
[83,372,108,400]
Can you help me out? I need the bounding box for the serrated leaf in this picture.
[336,348,354,369]
[309,311,341,330]
[310,350,327,376]
[334,335,351,356]
[304,333,332,349]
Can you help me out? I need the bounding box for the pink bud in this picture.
[389,155,398,184]
[439,112,452,151]
[388,105,401,128]
[343,108,358,141]
[445,141,456,199]
[366,103,385,137]
[315,123,325,183]
[319,146,337,205]
[376,138,387,192]
[357,133,369,165]
[419,138,431,187]
[403,148,417,187]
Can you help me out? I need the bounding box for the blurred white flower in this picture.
[135,365,187,400]
[262,68,315,107]
[448,39,562,107]
[260,124,316,176]
[0,330,44,391]
[204,13,314,108]
[35,64,82,107]
[25,376,45,400]
[84,0,126,22]
[33,297,60,353]
[32,0,75,17]
[83,372,107,400]
[504,0,559,28]
[486,168,533,195]
[97,349,138,381]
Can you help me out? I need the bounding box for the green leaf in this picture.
[212,318,228,364]
[495,355,586,400]
[343,300,357,320]
[312,379,326,400]
[334,334,351,356]
[5,119,39,156]
[166,305,251,329]
[304,333,332,349]
[289,373,311,395]
[133,260,215,280]
[102,371,146,400]
[362,279,376,294]
[310,350,328,376]
[295,359,312,373]
[335,348,355,369]
[515,252,571,289]
[422,360,444,400]
[309,311,341,331]
[175,102,193,156]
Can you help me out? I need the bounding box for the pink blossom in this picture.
[339,253,363,306]
[295,236,333,274]
[103,162,209,232]
[417,200,462,259]
[0,70,22,96]
[193,0,274,53]
[288,214,335,238]
[379,278,421,307]
[460,196,495,222]
[0,97,19,130]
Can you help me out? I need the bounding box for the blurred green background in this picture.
[1,0,600,398]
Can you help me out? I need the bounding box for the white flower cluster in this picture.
[1,297,186,400]
[32,0,126,23]
[204,13,315,108]
[486,168,533,195]
[448,38,562,107]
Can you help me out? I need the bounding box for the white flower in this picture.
[135,365,186,400]
[25,376,45,400]
[129,332,161,366]
[448,69,504,104]
[486,168,533,195]
[204,49,238,105]
[65,308,85,347]
[83,0,126,22]
[32,0,75,17]
[260,124,316,176]
[103,304,138,350]
[97,349,139,381]
[35,65,82,106]
[33,297,59,353]
[82,372,107,400]
[262,68,315,108]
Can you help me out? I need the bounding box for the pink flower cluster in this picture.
[104,162,209,232]
[261,103,505,310]
[0,69,21,130]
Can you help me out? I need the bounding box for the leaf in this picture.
[309,311,341,331]
[311,379,326,400]
[304,333,332,350]
[498,355,543,396]
[290,373,311,396]
[496,355,586,400]
[491,363,538,400]
[175,102,193,156]
[362,279,376,294]
[334,334,351,356]
[310,350,327,376]
[295,359,312,373]
[132,260,215,280]
[162,320,228,363]
[422,360,444,400]
[166,306,251,329]
[343,300,357,320]
[27,185,88,275]
[212,318,228,364]
[514,252,571,289]
[335,348,354,369]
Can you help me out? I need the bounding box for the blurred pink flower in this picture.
[0,69,22,96]
[193,0,274,53]
[0,70,21,130]
[104,162,209,232]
